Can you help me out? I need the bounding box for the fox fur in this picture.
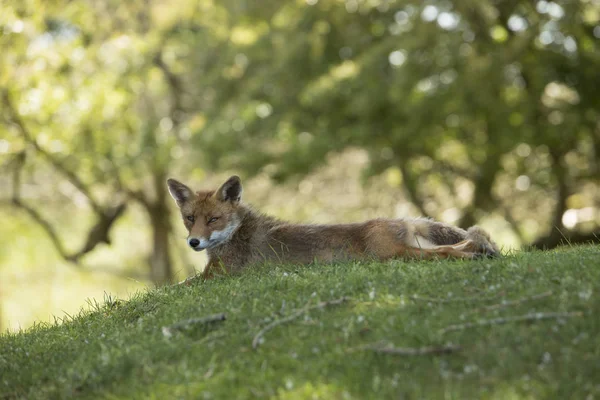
[167,176,500,279]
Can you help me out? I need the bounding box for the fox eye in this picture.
[186,215,195,222]
[208,217,219,224]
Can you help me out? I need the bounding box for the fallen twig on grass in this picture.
[466,291,553,315]
[195,331,227,346]
[162,313,226,337]
[171,313,227,329]
[252,296,350,349]
[350,341,461,356]
[409,294,502,304]
[439,311,582,335]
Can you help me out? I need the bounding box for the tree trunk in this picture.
[147,169,174,286]
[148,204,172,285]
[458,154,501,229]
[398,160,431,218]
[530,152,569,249]
[531,230,600,249]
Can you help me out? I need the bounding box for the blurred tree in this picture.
[1,0,599,287]
[195,0,600,247]
[0,1,219,283]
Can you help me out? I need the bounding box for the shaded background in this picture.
[1,0,598,331]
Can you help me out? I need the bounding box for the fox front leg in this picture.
[202,258,229,280]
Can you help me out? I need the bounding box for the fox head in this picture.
[167,176,243,251]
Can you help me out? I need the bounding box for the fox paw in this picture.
[469,249,497,260]
[466,227,500,258]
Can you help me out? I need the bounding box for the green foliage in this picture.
[1,246,599,399]
[192,0,600,239]
[0,0,598,285]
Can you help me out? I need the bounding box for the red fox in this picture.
[167,176,500,279]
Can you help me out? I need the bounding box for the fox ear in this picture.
[216,175,242,203]
[167,179,194,207]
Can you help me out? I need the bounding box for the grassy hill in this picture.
[1,246,599,399]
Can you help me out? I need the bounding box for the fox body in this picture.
[167,176,500,279]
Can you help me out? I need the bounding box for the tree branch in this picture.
[66,203,128,263]
[439,311,582,335]
[153,50,185,134]
[162,313,227,338]
[11,198,71,260]
[465,291,553,315]
[410,293,502,304]
[399,161,431,218]
[7,152,127,264]
[125,188,153,209]
[2,90,103,215]
[349,341,461,356]
[252,296,350,349]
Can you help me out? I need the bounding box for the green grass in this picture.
[1,246,599,399]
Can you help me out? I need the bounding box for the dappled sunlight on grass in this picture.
[1,247,598,398]
[274,381,352,399]
[486,384,539,400]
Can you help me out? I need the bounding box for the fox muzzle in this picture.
[187,237,210,251]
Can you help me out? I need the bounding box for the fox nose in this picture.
[188,238,200,248]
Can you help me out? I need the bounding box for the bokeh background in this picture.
[1,0,599,331]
